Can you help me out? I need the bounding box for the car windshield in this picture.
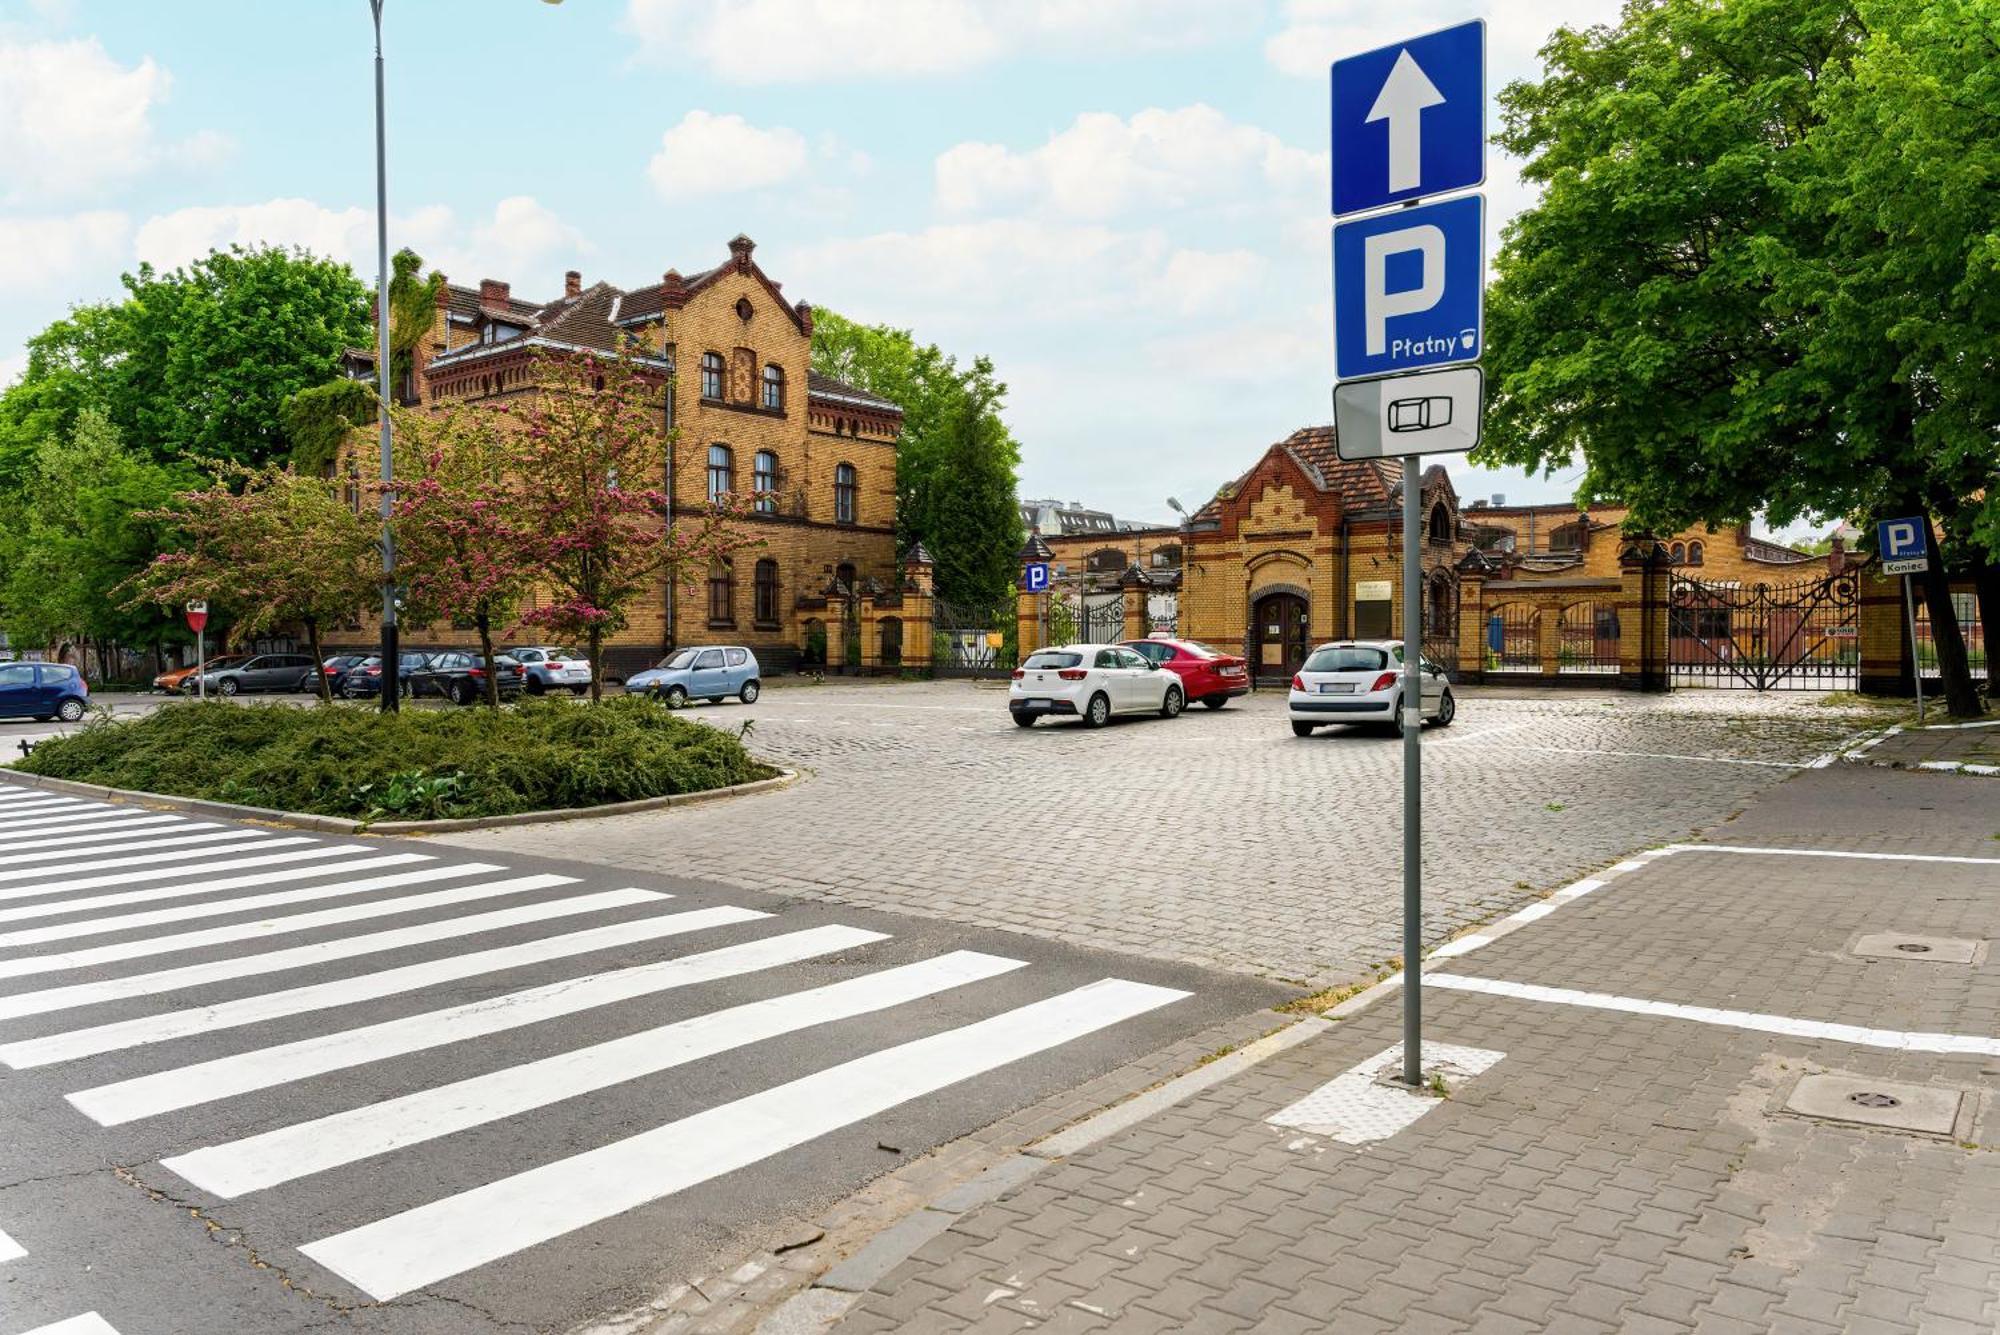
[1179,640,1228,658]
[203,656,250,669]
[1303,646,1389,672]
[657,649,700,670]
[1023,651,1083,670]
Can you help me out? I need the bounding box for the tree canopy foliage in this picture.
[811,309,1025,605]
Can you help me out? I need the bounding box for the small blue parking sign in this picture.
[1333,194,1484,381]
[1331,19,1484,216]
[1023,562,1051,593]
[1877,516,1929,575]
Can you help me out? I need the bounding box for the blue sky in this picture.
[2,0,1631,526]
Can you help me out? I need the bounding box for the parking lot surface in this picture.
[441,681,1881,988]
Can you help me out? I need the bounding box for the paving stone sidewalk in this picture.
[832,764,2000,1333]
[1857,718,2000,774]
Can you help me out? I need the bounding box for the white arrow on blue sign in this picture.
[1331,19,1484,217]
[1333,194,1484,381]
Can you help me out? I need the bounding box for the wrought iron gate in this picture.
[1667,572,1858,691]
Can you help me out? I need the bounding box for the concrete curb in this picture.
[0,766,799,834]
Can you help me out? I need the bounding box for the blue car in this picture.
[0,661,90,722]
[626,646,761,706]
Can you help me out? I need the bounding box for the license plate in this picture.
[1028,698,1052,708]
[1319,682,1356,694]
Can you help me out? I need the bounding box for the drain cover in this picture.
[1786,1073,1962,1136]
[1850,932,1984,965]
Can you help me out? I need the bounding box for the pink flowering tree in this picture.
[511,345,756,702]
[385,402,531,708]
[123,463,379,703]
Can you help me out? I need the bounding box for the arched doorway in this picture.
[1252,591,1310,682]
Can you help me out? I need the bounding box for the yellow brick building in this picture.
[327,235,903,678]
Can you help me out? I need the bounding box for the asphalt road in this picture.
[0,785,1283,1335]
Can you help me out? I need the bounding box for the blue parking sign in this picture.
[1023,562,1051,593]
[1333,194,1483,381]
[1331,19,1484,216]
[1877,516,1929,575]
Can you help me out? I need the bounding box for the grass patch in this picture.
[19,697,779,822]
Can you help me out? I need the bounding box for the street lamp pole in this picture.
[370,0,399,713]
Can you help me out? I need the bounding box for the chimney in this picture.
[478,278,510,308]
[728,233,755,272]
[564,270,581,299]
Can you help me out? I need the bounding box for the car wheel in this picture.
[453,680,476,706]
[218,678,238,697]
[663,685,688,708]
[1291,720,1317,737]
[1160,684,1184,719]
[1082,692,1111,728]
[739,679,760,704]
[1434,689,1456,727]
[570,686,587,696]
[56,698,86,723]
[526,678,545,696]
[1201,696,1228,710]
[1012,711,1037,728]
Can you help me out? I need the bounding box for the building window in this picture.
[708,560,735,625]
[1687,540,1705,566]
[700,351,724,401]
[754,558,779,625]
[835,462,857,525]
[761,364,784,411]
[1428,502,1452,543]
[1671,541,1686,564]
[753,450,778,513]
[707,443,734,504]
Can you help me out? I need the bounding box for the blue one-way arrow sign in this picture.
[1331,19,1485,216]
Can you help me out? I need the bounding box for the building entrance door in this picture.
[1253,592,1310,683]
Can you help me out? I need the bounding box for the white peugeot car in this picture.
[1010,643,1186,728]
[1288,639,1455,736]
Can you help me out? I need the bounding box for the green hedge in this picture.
[18,697,778,821]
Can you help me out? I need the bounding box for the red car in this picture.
[1121,636,1250,709]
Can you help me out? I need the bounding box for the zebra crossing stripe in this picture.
[0,797,87,816]
[74,923,883,1124]
[0,863,478,947]
[18,1315,122,1335]
[165,949,1029,1197]
[0,904,761,1067]
[0,883,659,1022]
[0,816,214,847]
[300,978,1189,1299]
[0,845,378,899]
[0,810,159,836]
[0,875,586,981]
[0,829,278,871]
[0,837,303,884]
[0,1224,23,1262]
[0,855,439,928]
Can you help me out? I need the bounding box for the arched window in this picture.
[707,444,734,504]
[834,462,857,525]
[753,558,780,625]
[1687,540,1705,566]
[1671,541,1686,564]
[761,364,785,411]
[835,561,857,593]
[707,560,735,626]
[1428,502,1452,543]
[753,450,778,513]
[700,351,724,401]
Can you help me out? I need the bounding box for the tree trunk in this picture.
[1977,563,1999,687]
[1916,535,1983,718]
[305,616,332,704]
[476,612,500,710]
[587,626,604,704]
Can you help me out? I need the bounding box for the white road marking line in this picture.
[1667,843,2000,866]
[165,950,1026,1197]
[0,829,276,871]
[18,1315,122,1335]
[0,884,664,1022]
[3,905,762,1067]
[72,922,876,1124]
[0,845,377,899]
[1427,973,2000,1056]
[0,875,580,980]
[0,800,93,820]
[300,978,1189,1299]
[0,810,159,835]
[0,837,302,884]
[1441,743,1807,769]
[0,1224,23,1262]
[0,816,213,848]
[0,855,439,928]
[1267,1042,1506,1144]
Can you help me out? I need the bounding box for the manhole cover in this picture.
[1849,932,1983,965]
[1849,1091,1901,1108]
[1895,943,1932,954]
[1785,1073,1962,1136]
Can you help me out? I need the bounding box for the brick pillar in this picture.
[1120,566,1150,641]
[1856,563,1910,696]
[901,544,936,676]
[1535,597,1563,677]
[1455,566,1487,682]
[1016,583,1044,657]
[824,611,848,674]
[1618,538,1670,692]
[859,599,881,674]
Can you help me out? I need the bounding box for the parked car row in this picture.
[151,645,593,707]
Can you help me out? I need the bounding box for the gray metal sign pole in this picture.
[1401,450,1423,1086]
[1903,575,1927,724]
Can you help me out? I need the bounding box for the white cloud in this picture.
[463,196,591,281]
[646,110,809,199]
[937,105,1324,219]
[0,350,28,390]
[0,37,225,201]
[623,0,1253,83]
[0,211,129,291]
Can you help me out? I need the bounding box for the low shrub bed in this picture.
[17,696,779,822]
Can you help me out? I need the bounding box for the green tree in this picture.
[810,309,1025,604]
[282,378,378,476]
[1481,0,1996,715]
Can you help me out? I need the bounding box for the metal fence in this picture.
[1666,573,1859,690]
[1912,590,1988,681]
[1557,600,1621,675]
[1484,603,1542,672]
[930,597,1015,678]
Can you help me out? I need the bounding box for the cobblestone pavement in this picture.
[832,764,2000,1333]
[439,681,1878,988]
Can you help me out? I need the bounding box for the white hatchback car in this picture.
[1288,639,1455,736]
[1010,643,1186,728]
